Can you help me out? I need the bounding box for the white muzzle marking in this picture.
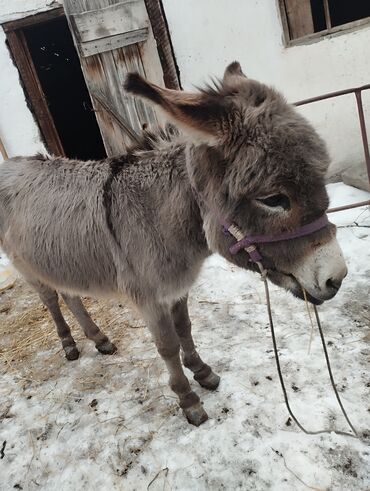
[292,237,347,300]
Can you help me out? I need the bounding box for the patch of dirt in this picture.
[340,283,370,342]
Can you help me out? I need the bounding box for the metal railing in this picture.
[294,84,370,213]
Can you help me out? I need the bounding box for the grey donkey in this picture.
[0,62,347,425]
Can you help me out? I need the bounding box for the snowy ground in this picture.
[0,183,369,491]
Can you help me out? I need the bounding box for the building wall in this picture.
[162,0,370,179]
[0,0,369,179]
[0,0,58,162]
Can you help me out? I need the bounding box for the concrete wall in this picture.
[0,0,369,178]
[162,0,370,179]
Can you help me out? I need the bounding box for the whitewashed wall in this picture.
[0,0,58,163]
[0,0,369,178]
[162,0,370,178]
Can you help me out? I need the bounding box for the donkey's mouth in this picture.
[290,284,324,305]
[266,269,324,305]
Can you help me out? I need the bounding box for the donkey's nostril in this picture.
[326,277,342,291]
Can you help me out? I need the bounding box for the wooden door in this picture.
[63,0,176,155]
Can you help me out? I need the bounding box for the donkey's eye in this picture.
[256,194,291,210]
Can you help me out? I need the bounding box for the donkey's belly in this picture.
[6,233,205,304]
[10,250,117,298]
[4,225,117,298]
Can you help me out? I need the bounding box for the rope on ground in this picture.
[257,261,359,439]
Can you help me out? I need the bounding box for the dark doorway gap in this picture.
[23,16,106,160]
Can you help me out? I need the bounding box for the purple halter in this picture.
[220,214,330,263]
[190,183,330,264]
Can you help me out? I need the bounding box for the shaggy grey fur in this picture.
[0,62,343,425]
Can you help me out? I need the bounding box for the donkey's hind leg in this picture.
[172,296,220,390]
[61,294,117,355]
[31,282,79,360]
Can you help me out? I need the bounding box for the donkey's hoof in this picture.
[97,340,117,355]
[183,403,208,426]
[196,371,220,390]
[64,345,80,361]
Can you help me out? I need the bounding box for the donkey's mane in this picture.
[196,77,236,98]
[128,125,179,154]
[29,125,179,165]
[32,152,51,161]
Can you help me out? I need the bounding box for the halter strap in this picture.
[227,214,329,256]
[189,183,330,264]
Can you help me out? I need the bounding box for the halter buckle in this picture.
[244,244,263,263]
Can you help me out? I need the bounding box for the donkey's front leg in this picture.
[141,303,208,426]
[172,297,220,390]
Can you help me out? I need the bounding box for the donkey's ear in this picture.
[124,73,227,143]
[223,61,247,84]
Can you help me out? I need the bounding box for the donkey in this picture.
[0,62,347,425]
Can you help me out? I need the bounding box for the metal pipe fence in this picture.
[294,84,370,213]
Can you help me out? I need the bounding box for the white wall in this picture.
[0,0,369,178]
[0,0,59,163]
[162,0,370,178]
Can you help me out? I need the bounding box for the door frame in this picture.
[2,1,180,156]
[144,0,181,90]
[3,7,66,156]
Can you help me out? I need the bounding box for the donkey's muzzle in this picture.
[316,267,347,301]
[291,236,348,302]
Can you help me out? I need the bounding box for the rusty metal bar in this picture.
[0,135,8,160]
[294,84,370,106]
[355,90,370,185]
[328,200,370,214]
[294,84,370,214]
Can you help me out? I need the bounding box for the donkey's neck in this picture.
[103,140,211,301]
[111,140,210,258]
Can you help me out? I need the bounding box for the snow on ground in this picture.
[0,183,369,491]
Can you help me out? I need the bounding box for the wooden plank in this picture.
[287,17,370,46]
[2,7,64,32]
[6,30,65,156]
[79,27,148,57]
[63,0,164,154]
[277,0,291,46]
[71,0,148,42]
[82,47,149,153]
[322,0,332,29]
[90,88,141,143]
[284,0,314,40]
[112,43,158,128]
[92,93,134,155]
[0,135,8,160]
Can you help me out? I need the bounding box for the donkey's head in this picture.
[125,62,347,304]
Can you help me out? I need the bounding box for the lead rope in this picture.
[302,289,315,354]
[257,261,358,439]
[226,224,359,438]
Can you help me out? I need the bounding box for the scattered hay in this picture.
[0,277,148,376]
[0,265,17,292]
[0,303,57,368]
[0,277,162,402]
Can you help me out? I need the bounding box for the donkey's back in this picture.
[0,155,118,296]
